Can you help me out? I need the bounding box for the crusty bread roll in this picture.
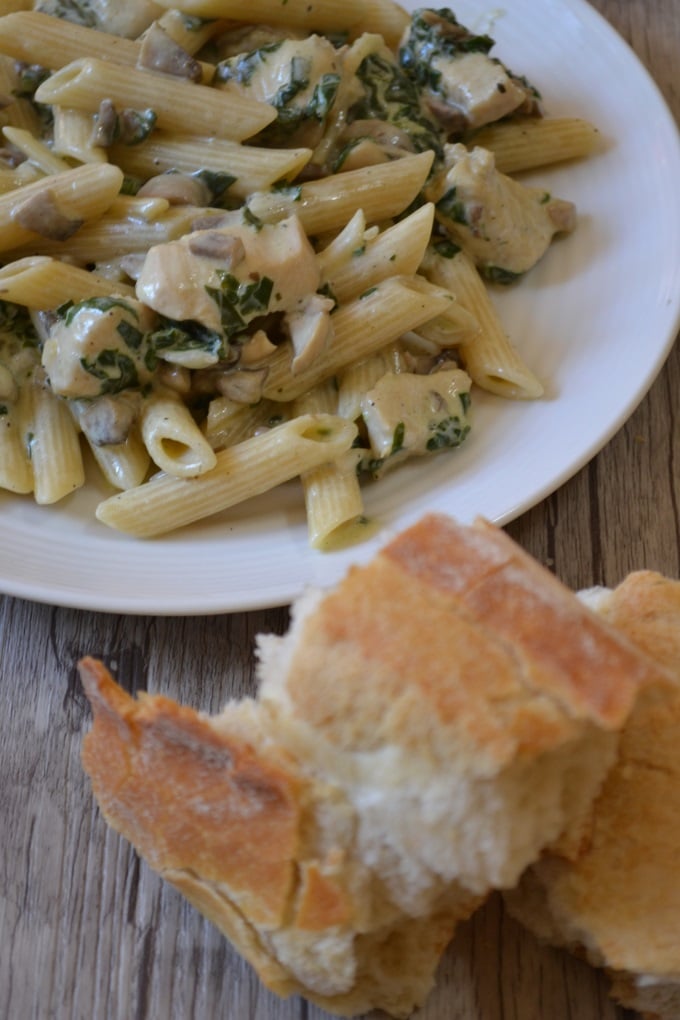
[79,515,669,1018]
[505,570,680,1020]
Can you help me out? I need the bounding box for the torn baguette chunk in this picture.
[505,570,680,1020]
[79,515,666,1018]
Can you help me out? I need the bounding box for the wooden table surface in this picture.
[1,2,678,1019]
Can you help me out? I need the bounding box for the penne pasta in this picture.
[0,163,123,254]
[293,379,365,548]
[110,134,312,201]
[0,11,215,82]
[0,396,33,494]
[51,108,108,165]
[96,413,358,537]
[140,389,217,478]
[22,381,85,504]
[35,57,275,143]
[319,203,435,304]
[150,0,409,46]
[247,150,435,234]
[471,117,601,175]
[422,247,544,399]
[2,126,71,174]
[0,256,135,309]
[0,1,596,542]
[262,276,457,403]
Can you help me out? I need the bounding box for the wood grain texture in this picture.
[0,2,678,1018]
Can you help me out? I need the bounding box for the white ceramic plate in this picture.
[1,0,679,614]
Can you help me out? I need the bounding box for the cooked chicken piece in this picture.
[135,211,322,367]
[34,0,163,38]
[399,10,540,134]
[360,366,471,473]
[41,297,156,399]
[216,35,342,147]
[427,144,577,278]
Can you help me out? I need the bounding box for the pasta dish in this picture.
[0,0,598,547]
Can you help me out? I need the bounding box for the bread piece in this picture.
[505,570,680,1020]
[79,515,667,1017]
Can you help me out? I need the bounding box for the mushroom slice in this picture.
[137,22,202,82]
[287,294,334,375]
[137,172,212,207]
[13,188,83,240]
[217,365,269,404]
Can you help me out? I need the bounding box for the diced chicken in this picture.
[361,367,471,471]
[428,51,531,131]
[398,10,540,134]
[42,297,156,399]
[35,0,163,38]
[427,144,577,277]
[135,211,322,365]
[216,35,342,147]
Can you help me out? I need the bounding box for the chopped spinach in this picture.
[481,265,524,285]
[349,51,443,162]
[79,348,140,394]
[426,414,470,451]
[56,297,140,328]
[399,8,494,95]
[146,319,226,368]
[205,272,274,338]
[435,186,468,225]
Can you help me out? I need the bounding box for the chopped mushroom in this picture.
[215,365,269,403]
[137,23,202,82]
[14,188,84,241]
[137,172,213,207]
[77,391,142,446]
[286,293,334,374]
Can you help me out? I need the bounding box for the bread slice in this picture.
[79,515,667,1017]
[505,570,680,1020]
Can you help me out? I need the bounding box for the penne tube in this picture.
[422,247,544,399]
[0,12,141,68]
[336,345,405,421]
[0,12,214,82]
[96,413,358,537]
[9,202,205,262]
[470,117,601,175]
[0,398,33,494]
[320,203,435,304]
[51,108,108,165]
[154,10,232,55]
[22,382,85,503]
[0,54,42,134]
[87,430,151,492]
[2,126,71,174]
[0,256,135,308]
[110,134,312,201]
[140,390,217,478]
[204,396,289,450]
[0,165,43,195]
[262,276,458,403]
[247,150,435,234]
[35,57,276,143]
[150,0,409,46]
[0,162,124,254]
[293,379,365,548]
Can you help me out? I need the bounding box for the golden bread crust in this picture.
[508,570,680,979]
[280,516,664,769]
[79,656,303,928]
